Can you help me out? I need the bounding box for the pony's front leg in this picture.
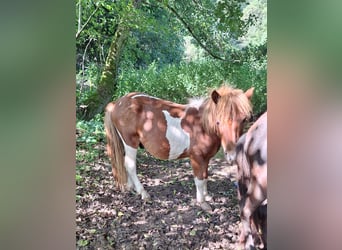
[124,145,150,200]
[194,177,212,211]
[202,179,213,201]
[191,158,212,211]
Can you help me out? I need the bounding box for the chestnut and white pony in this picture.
[104,85,253,210]
[236,112,267,249]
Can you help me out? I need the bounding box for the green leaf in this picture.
[77,239,89,247]
[76,174,82,182]
[190,229,197,236]
[76,195,82,201]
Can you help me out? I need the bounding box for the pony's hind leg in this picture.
[126,174,134,191]
[239,201,255,250]
[240,188,266,249]
[124,145,150,200]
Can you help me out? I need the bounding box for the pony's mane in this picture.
[202,85,253,133]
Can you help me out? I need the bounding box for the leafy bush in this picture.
[76,63,102,108]
[116,58,266,115]
[76,58,266,120]
[76,114,104,163]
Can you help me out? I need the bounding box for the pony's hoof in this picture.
[236,245,244,250]
[244,234,255,250]
[205,195,213,202]
[126,184,134,191]
[199,201,212,212]
[141,191,150,200]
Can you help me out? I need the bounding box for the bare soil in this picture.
[76,145,242,250]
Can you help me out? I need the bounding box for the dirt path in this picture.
[76,148,241,249]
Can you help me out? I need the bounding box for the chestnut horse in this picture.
[235,112,267,249]
[104,85,253,210]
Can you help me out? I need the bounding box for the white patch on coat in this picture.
[162,110,190,159]
[194,177,205,203]
[115,128,148,198]
[187,97,204,110]
[124,145,144,194]
[131,94,160,100]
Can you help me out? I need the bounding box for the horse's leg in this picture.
[126,173,134,191]
[240,184,266,250]
[191,157,211,211]
[202,178,212,201]
[256,203,267,249]
[237,183,250,250]
[194,177,206,202]
[239,198,255,250]
[124,144,150,200]
[251,207,263,249]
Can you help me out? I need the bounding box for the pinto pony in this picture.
[235,112,267,249]
[104,85,253,209]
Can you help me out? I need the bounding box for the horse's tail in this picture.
[104,102,127,191]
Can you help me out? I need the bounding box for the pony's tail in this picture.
[104,102,127,191]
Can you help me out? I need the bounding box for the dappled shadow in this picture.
[76,149,242,249]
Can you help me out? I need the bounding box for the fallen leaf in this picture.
[77,239,89,247]
[190,229,197,236]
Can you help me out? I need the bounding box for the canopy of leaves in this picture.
[76,0,185,72]
[76,0,267,116]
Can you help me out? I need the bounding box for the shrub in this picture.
[117,59,266,115]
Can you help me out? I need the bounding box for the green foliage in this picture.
[121,6,184,69]
[76,58,266,120]
[239,0,267,48]
[163,0,236,60]
[76,62,102,107]
[76,0,119,70]
[76,0,184,72]
[76,114,105,186]
[215,0,246,37]
[116,59,266,115]
[76,0,267,117]
[77,239,89,247]
[76,114,104,163]
[76,114,104,144]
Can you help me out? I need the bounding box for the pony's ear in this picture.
[211,90,221,104]
[244,87,254,100]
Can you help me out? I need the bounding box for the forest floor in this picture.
[76,143,242,250]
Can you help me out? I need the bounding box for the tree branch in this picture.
[76,3,101,39]
[164,3,225,61]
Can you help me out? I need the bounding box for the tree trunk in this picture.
[78,23,129,120]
